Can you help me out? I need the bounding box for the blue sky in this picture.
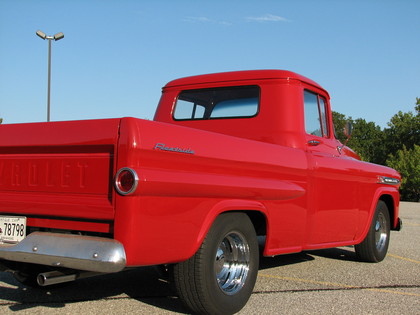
[1,0,419,128]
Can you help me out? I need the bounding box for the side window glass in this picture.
[304,91,322,137]
[304,90,329,138]
[319,98,329,137]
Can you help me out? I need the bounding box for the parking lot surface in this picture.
[0,202,419,314]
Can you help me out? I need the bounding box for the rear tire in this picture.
[173,212,259,315]
[355,200,390,262]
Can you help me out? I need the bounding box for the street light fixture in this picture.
[36,30,64,122]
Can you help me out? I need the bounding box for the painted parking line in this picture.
[388,253,420,264]
[403,222,420,227]
[258,273,420,297]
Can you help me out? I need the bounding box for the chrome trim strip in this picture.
[376,176,401,186]
[0,232,126,273]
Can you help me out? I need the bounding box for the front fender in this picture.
[355,186,400,244]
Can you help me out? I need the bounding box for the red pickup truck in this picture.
[0,70,401,314]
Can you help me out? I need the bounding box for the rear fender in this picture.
[191,199,268,257]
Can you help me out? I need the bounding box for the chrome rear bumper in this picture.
[0,232,126,273]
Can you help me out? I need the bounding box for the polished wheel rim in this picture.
[214,232,250,295]
[375,212,388,251]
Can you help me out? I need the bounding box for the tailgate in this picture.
[0,119,121,222]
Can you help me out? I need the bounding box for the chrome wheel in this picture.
[375,212,388,251]
[355,200,390,262]
[215,231,250,295]
[173,213,258,314]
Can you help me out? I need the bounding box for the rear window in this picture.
[173,86,260,120]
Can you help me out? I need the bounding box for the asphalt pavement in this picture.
[0,202,419,314]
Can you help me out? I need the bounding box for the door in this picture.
[303,90,359,246]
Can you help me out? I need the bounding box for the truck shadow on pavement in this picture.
[259,246,357,270]
[0,247,358,313]
[308,246,358,262]
[0,267,189,313]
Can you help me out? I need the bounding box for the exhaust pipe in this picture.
[37,270,101,286]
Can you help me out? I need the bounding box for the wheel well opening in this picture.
[238,210,266,237]
[236,210,267,254]
[379,195,395,228]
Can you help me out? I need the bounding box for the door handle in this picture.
[308,140,321,146]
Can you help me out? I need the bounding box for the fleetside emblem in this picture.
[377,176,401,186]
[154,143,195,155]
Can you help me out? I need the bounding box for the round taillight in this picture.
[115,168,139,195]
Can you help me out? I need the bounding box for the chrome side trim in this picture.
[376,176,401,186]
[0,232,126,273]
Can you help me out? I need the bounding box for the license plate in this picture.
[0,216,26,244]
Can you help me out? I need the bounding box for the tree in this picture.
[332,112,385,164]
[386,145,420,202]
[384,100,420,155]
[349,118,386,164]
[332,111,348,142]
[383,99,420,201]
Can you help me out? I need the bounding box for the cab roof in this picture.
[164,69,325,92]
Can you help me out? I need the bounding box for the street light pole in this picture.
[47,38,52,122]
[36,30,64,122]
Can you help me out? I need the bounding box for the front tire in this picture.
[355,200,390,262]
[173,212,259,315]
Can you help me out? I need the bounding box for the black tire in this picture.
[355,200,390,262]
[173,212,259,315]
